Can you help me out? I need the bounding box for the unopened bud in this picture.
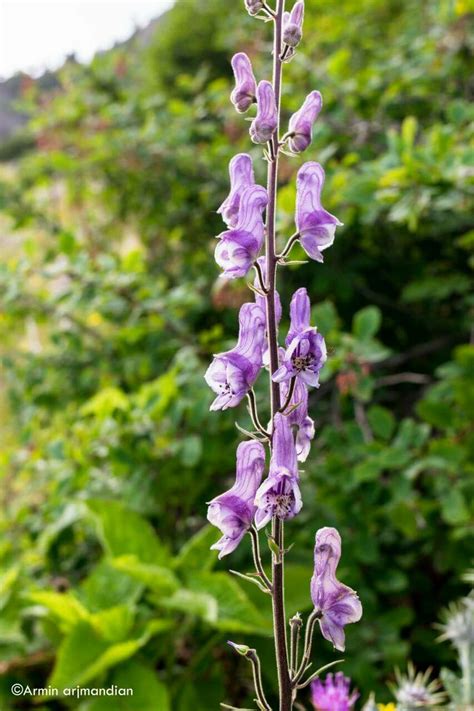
[245,0,264,16]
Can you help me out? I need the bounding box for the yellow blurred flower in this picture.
[378,705,397,711]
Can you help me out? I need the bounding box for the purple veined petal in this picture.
[250,81,278,144]
[288,90,322,153]
[234,184,268,236]
[295,162,342,262]
[272,362,292,383]
[310,527,362,652]
[286,287,311,345]
[311,672,359,711]
[254,471,302,528]
[269,412,298,478]
[274,328,327,387]
[234,302,266,378]
[217,154,255,228]
[283,0,304,48]
[205,354,249,410]
[245,0,265,16]
[207,440,265,558]
[214,231,261,278]
[230,52,257,113]
[295,415,315,462]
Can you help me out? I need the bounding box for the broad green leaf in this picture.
[86,500,170,566]
[352,306,381,340]
[78,561,142,613]
[27,591,90,633]
[158,589,218,624]
[81,387,130,418]
[367,405,396,441]
[173,524,217,575]
[80,661,170,711]
[111,555,179,595]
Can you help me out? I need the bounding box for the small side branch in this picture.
[292,609,321,686]
[289,613,303,675]
[247,649,272,711]
[249,527,273,592]
[247,390,272,439]
[254,260,269,294]
[279,376,296,414]
[277,233,299,260]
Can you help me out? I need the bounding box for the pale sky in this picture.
[0,0,174,80]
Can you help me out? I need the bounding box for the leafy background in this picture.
[0,0,473,708]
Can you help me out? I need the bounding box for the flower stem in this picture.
[247,649,272,711]
[249,526,273,592]
[264,1,292,709]
[292,609,321,686]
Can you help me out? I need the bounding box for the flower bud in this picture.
[245,0,264,16]
[288,90,322,153]
[250,81,278,144]
[283,1,304,48]
[230,53,257,113]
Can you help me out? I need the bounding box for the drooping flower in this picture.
[230,53,257,113]
[245,0,264,16]
[215,185,268,278]
[205,302,265,410]
[283,1,304,48]
[310,527,362,651]
[207,440,265,558]
[285,287,310,345]
[295,162,342,262]
[254,413,302,528]
[273,329,326,387]
[217,154,256,228]
[250,81,278,144]
[280,377,315,461]
[288,90,322,153]
[391,664,446,709]
[311,672,359,711]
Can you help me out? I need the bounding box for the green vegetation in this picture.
[0,0,473,707]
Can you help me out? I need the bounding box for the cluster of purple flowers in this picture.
[205,0,361,663]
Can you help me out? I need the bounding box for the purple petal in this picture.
[270,413,298,478]
[283,1,304,47]
[286,287,311,345]
[217,154,255,228]
[288,91,322,153]
[295,162,342,261]
[250,81,278,144]
[230,53,257,113]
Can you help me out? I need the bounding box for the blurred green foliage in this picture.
[0,0,473,708]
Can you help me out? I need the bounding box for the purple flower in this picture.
[245,0,264,16]
[217,154,255,228]
[285,287,310,345]
[311,672,359,711]
[288,90,322,153]
[215,185,268,278]
[253,257,282,363]
[281,377,315,462]
[207,440,265,558]
[295,162,342,262]
[254,413,302,528]
[205,302,265,410]
[283,1,304,48]
[230,53,257,113]
[250,81,278,144]
[310,527,362,652]
[273,287,326,387]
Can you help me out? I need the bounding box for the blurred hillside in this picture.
[0,0,473,709]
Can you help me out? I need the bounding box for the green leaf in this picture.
[50,619,169,689]
[78,561,142,612]
[111,555,179,595]
[27,591,90,633]
[81,387,130,418]
[174,524,218,575]
[80,661,170,711]
[86,500,170,566]
[441,488,470,525]
[367,405,396,441]
[158,589,218,624]
[352,306,382,340]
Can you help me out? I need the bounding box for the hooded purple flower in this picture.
[280,377,315,462]
[310,527,362,652]
[283,1,304,48]
[245,0,265,17]
[207,440,265,558]
[217,154,256,228]
[230,53,257,113]
[205,302,265,410]
[296,162,342,262]
[250,81,278,144]
[273,287,326,387]
[311,673,359,711]
[215,185,268,278]
[254,413,302,528]
[288,90,322,153]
